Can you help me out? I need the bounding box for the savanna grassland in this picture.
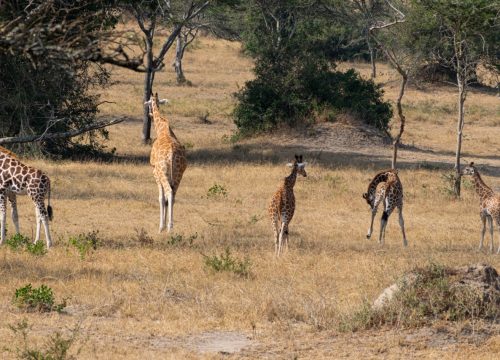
[0,36,500,359]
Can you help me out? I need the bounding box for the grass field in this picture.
[0,36,499,359]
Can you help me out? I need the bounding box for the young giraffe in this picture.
[461,162,500,254]
[0,147,53,247]
[268,155,307,256]
[362,169,407,246]
[145,93,187,232]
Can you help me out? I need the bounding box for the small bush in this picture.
[68,230,99,260]
[13,284,66,313]
[133,227,154,247]
[6,234,46,256]
[203,248,252,278]
[6,319,80,360]
[167,233,197,247]
[207,183,228,198]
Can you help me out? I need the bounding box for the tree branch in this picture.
[0,117,126,145]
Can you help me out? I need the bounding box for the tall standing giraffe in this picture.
[145,93,187,232]
[363,169,407,246]
[0,148,53,247]
[461,162,500,253]
[268,155,307,256]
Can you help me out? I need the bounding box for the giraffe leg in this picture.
[271,216,279,256]
[37,203,52,248]
[277,222,286,257]
[34,206,41,243]
[283,224,290,253]
[167,191,174,232]
[367,208,377,239]
[479,212,487,250]
[487,215,494,252]
[0,191,6,245]
[158,184,166,232]
[8,192,19,234]
[398,207,408,247]
[379,207,394,246]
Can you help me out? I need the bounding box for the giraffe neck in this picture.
[150,99,170,134]
[285,166,298,189]
[472,172,494,202]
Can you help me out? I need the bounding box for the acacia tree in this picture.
[413,0,499,196]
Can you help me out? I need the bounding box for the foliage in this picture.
[13,284,66,313]
[6,319,80,360]
[0,0,116,157]
[234,0,392,134]
[68,231,100,260]
[6,234,46,256]
[207,183,228,198]
[203,248,251,278]
[167,233,198,247]
[341,263,500,331]
[133,227,154,247]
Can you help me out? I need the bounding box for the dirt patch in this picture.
[187,331,253,354]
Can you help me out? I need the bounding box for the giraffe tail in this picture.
[47,178,53,221]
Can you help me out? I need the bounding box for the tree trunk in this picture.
[392,71,408,169]
[142,34,154,144]
[367,37,376,79]
[454,75,466,197]
[173,35,186,84]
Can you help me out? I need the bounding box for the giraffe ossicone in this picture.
[0,148,53,248]
[363,169,407,247]
[268,154,307,257]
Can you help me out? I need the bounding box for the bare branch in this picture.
[0,118,126,145]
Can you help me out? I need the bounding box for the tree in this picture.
[0,0,124,156]
[234,0,392,134]
[412,0,499,197]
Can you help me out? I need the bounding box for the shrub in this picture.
[203,248,251,278]
[13,284,66,313]
[207,184,228,198]
[167,233,198,247]
[68,231,100,260]
[6,319,79,360]
[6,234,46,256]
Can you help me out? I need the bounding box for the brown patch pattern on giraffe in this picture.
[0,150,53,248]
[363,169,407,246]
[461,162,500,253]
[268,155,307,256]
[147,93,187,232]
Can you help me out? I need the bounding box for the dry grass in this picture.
[0,36,499,359]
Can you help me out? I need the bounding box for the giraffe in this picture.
[268,155,307,256]
[461,162,500,254]
[145,92,187,232]
[362,169,407,246]
[0,148,53,248]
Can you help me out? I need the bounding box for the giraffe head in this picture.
[461,162,477,176]
[144,92,169,116]
[288,154,307,177]
[362,191,373,207]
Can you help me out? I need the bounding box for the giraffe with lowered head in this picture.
[145,92,187,232]
[461,162,500,253]
[363,169,407,246]
[0,146,53,247]
[268,155,307,256]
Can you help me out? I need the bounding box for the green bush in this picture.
[207,184,228,198]
[13,284,66,313]
[203,248,252,278]
[68,231,100,260]
[6,234,46,256]
[167,233,198,247]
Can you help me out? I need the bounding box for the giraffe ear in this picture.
[470,162,474,166]
[294,154,299,161]
[362,193,368,199]
[287,163,294,167]
[158,99,169,105]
